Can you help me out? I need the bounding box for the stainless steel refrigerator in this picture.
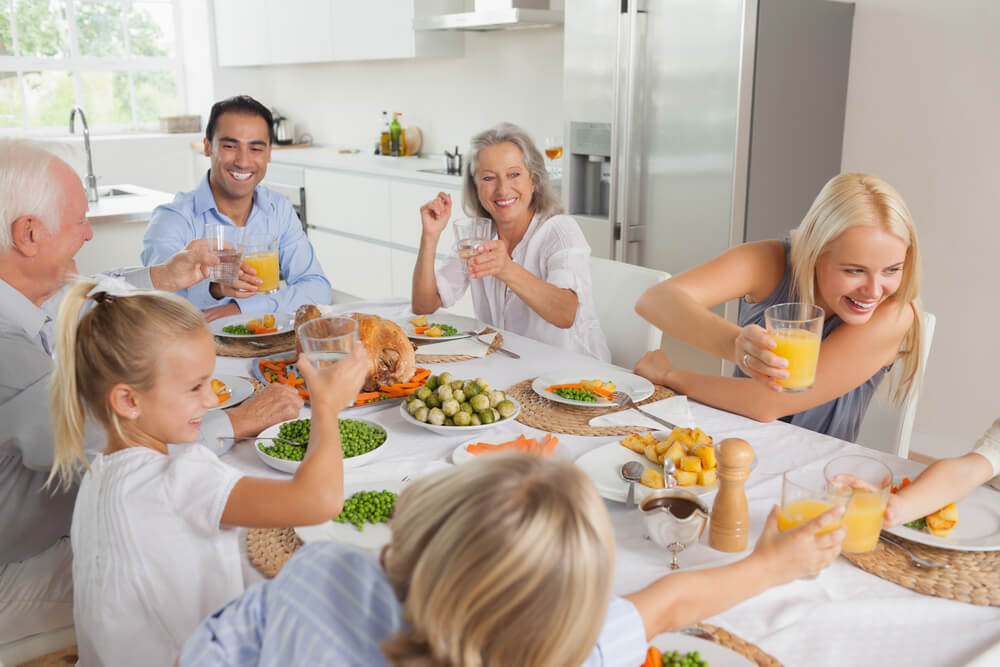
[563,0,854,373]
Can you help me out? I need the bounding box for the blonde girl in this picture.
[180,454,844,666]
[635,173,924,442]
[49,278,368,667]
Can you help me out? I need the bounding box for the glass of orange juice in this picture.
[243,234,280,294]
[824,455,893,554]
[764,302,824,392]
[779,471,847,534]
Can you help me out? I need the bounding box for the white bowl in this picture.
[398,396,521,435]
[253,417,389,474]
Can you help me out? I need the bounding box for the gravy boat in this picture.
[639,489,710,569]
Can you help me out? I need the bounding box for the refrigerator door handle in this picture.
[608,4,625,259]
[616,0,641,262]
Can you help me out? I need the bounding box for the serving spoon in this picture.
[621,461,645,508]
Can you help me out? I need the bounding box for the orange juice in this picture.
[778,498,841,535]
[771,328,821,391]
[244,250,279,293]
[841,491,887,553]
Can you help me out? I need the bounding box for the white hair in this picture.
[0,139,66,251]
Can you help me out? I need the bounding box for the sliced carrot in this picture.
[298,389,310,399]
[545,383,585,391]
[410,368,431,381]
[540,434,559,456]
[415,326,430,334]
[216,393,231,404]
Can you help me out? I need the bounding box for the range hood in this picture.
[414,0,563,32]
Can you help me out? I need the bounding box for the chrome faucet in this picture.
[69,106,99,203]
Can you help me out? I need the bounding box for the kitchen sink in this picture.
[97,186,144,198]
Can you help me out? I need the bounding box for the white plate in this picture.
[451,430,572,464]
[649,632,755,667]
[253,417,389,474]
[394,313,487,341]
[531,370,655,408]
[294,476,405,553]
[399,395,520,435]
[575,435,757,503]
[886,485,1000,551]
[210,311,295,339]
[210,374,254,410]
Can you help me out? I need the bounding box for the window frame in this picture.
[0,0,186,133]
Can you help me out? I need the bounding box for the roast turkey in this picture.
[294,305,415,392]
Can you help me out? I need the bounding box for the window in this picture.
[0,0,182,131]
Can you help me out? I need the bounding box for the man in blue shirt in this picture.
[142,95,330,320]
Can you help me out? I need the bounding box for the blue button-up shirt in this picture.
[180,541,647,667]
[142,172,331,313]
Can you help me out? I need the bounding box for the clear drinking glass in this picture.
[243,234,280,293]
[452,217,493,274]
[779,470,849,579]
[824,455,893,554]
[204,223,245,284]
[296,316,358,367]
[764,302,824,392]
[544,135,563,178]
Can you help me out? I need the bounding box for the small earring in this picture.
[130,411,138,420]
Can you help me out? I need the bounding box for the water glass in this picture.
[205,223,245,284]
[764,302,824,392]
[452,217,493,271]
[824,455,892,554]
[297,316,358,367]
[243,234,280,293]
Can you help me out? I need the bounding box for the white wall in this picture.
[841,0,1000,458]
[211,29,565,157]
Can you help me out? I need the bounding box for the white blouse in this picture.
[436,213,611,361]
[71,444,244,667]
[973,418,1000,479]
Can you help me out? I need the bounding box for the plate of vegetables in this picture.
[451,430,570,464]
[396,313,488,341]
[254,352,432,407]
[399,372,519,434]
[210,374,254,410]
[210,312,295,338]
[885,480,1000,551]
[642,632,754,667]
[531,370,655,408]
[253,416,389,473]
[295,476,405,553]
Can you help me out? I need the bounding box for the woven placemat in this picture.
[215,332,295,358]
[696,624,783,667]
[842,533,1000,606]
[247,527,302,578]
[505,378,676,436]
[414,330,503,364]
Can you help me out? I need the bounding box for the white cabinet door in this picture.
[215,0,334,66]
[332,1,414,62]
[310,229,391,301]
[305,169,391,243]
[76,222,147,276]
[389,249,474,318]
[388,180,462,250]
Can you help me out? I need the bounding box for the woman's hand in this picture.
[295,345,370,414]
[753,505,845,581]
[634,350,673,387]
[420,192,452,238]
[734,324,788,390]
[467,239,514,280]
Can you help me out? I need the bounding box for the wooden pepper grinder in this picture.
[709,438,755,552]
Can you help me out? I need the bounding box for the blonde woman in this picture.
[634,173,924,442]
[412,123,610,361]
[180,454,844,666]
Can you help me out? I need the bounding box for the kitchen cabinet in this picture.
[304,169,392,243]
[389,180,462,250]
[214,0,462,67]
[77,221,148,276]
[310,228,392,301]
[389,249,475,318]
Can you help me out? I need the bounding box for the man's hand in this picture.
[149,239,219,292]
[225,383,305,438]
[203,303,242,322]
[209,261,262,300]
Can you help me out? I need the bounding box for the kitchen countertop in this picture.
[267,148,464,187]
[87,184,174,224]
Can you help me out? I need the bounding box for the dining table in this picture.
[213,298,1000,667]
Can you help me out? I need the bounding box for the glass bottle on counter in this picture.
[380,111,391,156]
[389,112,402,157]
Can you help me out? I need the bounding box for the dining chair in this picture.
[589,257,670,369]
[0,627,76,667]
[856,311,937,458]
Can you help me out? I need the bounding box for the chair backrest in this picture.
[588,256,669,368]
[856,311,937,458]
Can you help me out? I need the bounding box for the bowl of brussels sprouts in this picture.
[399,372,520,435]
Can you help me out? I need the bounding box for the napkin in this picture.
[413,332,499,358]
[588,395,693,430]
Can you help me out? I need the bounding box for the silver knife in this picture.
[630,405,678,431]
[474,334,520,359]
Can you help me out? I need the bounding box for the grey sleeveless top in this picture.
[735,240,889,442]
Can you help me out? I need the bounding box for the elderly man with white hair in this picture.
[0,139,302,647]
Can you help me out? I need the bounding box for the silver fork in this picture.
[610,391,677,431]
[879,532,951,569]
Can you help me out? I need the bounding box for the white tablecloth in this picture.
[216,299,1000,667]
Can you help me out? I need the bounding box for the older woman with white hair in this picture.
[412,123,610,361]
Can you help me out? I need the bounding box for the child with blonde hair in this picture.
[49,277,368,667]
[180,453,844,666]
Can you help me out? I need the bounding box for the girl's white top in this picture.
[71,444,244,667]
[973,418,1000,478]
[436,213,611,362]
